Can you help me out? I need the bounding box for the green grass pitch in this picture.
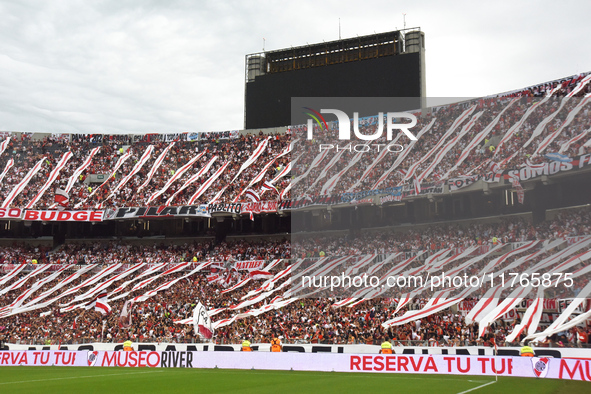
[0,366,588,393]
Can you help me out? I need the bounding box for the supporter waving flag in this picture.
[192,301,214,339]
[413,176,421,195]
[54,188,69,209]
[245,188,260,203]
[512,176,525,204]
[119,300,133,328]
[260,180,279,196]
[86,292,111,316]
[249,270,273,280]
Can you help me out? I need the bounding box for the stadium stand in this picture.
[0,72,590,352]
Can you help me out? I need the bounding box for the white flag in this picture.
[119,300,133,328]
[192,301,213,339]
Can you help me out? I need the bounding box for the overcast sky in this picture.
[0,0,589,134]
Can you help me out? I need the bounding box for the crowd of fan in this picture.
[0,206,588,265]
[294,79,590,196]
[0,132,290,210]
[0,238,291,266]
[0,206,590,348]
[0,253,588,349]
[0,73,589,209]
[294,206,591,257]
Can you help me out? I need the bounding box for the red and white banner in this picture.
[370,119,435,190]
[560,128,590,154]
[495,99,548,157]
[230,137,270,184]
[54,188,69,208]
[234,142,291,202]
[321,152,364,195]
[402,106,476,184]
[220,277,251,294]
[110,262,191,302]
[444,98,518,178]
[105,145,154,202]
[418,112,482,183]
[6,265,97,317]
[344,254,377,276]
[263,259,283,271]
[138,142,175,192]
[1,156,46,208]
[26,152,73,209]
[307,150,345,192]
[23,210,103,222]
[512,177,525,203]
[166,156,217,206]
[566,74,591,97]
[292,150,328,186]
[68,264,145,305]
[188,161,231,205]
[132,262,211,303]
[206,273,221,283]
[0,264,53,296]
[249,270,273,280]
[0,264,72,312]
[535,95,591,155]
[108,263,168,299]
[0,263,26,287]
[210,138,271,204]
[0,137,10,157]
[82,150,132,204]
[505,288,545,342]
[0,158,14,186]
[242,265,292,299]
[279,183,291,200]
[87,292,111,315]
[64,146,101,193]
[147,150,205,204]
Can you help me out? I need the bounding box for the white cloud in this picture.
[0,0,588,133]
